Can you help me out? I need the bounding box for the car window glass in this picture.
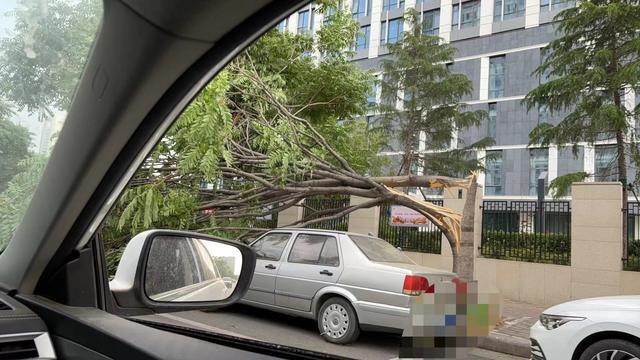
[288,234,327,264]
[318,237,339,266]
[349,235,412,263]
[251,233,291,260]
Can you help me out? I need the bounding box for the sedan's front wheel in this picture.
[579,339,640,360]
[317,297,360,344]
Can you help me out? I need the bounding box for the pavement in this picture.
[478,299,546,358]
[138,303,528,359]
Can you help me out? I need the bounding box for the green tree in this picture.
[0,118,31,191]
[523,0,640,252]
[380,9,489,179]
[0,0,101,115]
[0,155,47,251]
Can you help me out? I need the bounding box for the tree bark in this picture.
[454,175,478,282]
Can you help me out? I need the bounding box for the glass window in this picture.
[251,233,291,260]
[538,105,550,124]
[383,0,405,11]
[367,82,378,105]
[350,235,413,263]
[380,18,403,45]
[595,145,617,182]
[452,4,460,29]
[276,19,288,32]
[319,238,340,266]
[352,0,370,18]
[422,10,440,36]
[288,234,339,265]
[356,25,370,50]
[488,103,497,138]
[540,0,550,7]
[460,1,480,28]
[495,0,525,21]
[485,150,503,195]
[489,55,505,99]
[297,10,310,34]
[529,148,549,196]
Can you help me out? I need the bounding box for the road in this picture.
[139,304,526,360]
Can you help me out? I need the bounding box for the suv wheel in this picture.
[317,297,360,344]
[579,339,640,360]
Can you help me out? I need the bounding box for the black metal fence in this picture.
[624,202,640,271]
[377,200,443,254]
[481,200,571,265]
[302,195,350,231]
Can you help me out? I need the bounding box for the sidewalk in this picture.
[478,299,547,358]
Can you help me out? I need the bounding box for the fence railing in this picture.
[377,200,443,254]
[624,202,640,271]
[302,195,350,231]
[480,200,571,265]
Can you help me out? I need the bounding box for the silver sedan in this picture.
[240,228,456,344]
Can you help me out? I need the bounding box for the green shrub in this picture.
[481,231,570,265]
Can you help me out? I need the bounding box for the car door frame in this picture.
[245,231,294,305]
[274,231,344,313]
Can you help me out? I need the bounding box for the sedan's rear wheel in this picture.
[578,339,640,360]
[317,297,360,344]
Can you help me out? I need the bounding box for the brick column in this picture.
[571,182,623,298]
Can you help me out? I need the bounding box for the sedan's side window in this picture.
[251,233,291,260]
[288,234,339,266]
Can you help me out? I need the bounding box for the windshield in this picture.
[349,235,413,264]
[0,0,103,253]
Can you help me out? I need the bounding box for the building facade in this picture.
[279,0,639,198]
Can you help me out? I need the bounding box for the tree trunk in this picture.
[453,176,478,282]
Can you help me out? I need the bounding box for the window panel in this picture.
[383,0,405,11]
[538,105,550,124]
[380,21,388,45]
[493,0,503,21]
[489,55,505,99]
[387,18,403,44]
[352,0,371,17]
[288,234,335,265]
[460,1,480,28]
[485,150,503,195]
[252,233,291,260]
[297,10,310,34]
[488,103,497,139]
[595,145,617,182]
[503,0,525,19]
[529,148,549,196]
[422,10,440,36]
[319,238,340,266]
[452,4,460,28]
[356,25,370,50]
[276,19,288,32]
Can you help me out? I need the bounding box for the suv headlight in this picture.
[539,314,585,330]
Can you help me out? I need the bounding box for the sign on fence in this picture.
[390,205,431,227]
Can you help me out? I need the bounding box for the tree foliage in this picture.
[0,0,101,114]
[0,118,32,191]
[380,9,489,178]
[523,0,640,197]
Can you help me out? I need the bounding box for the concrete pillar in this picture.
[525,0,541,28]
[277,203,303,227]
[439,0,453,42]
[571,182,623,299]
[479,0,494,36]
[347,196,380,236]
[369,0,383,58]
[479,57,490,100]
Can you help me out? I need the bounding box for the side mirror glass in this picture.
[110,230,256,313]
[145,235,241,302]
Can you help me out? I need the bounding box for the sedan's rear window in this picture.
[349,235,412,263]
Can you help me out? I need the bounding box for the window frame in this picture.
[286,233,341,267]
[529,148,549,196]
[422,9,440,36]
[485,150,504,196]
[489,55,506,99]
[250,232,293,261]
[356,25,371,50]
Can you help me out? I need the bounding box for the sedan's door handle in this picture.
[319,269,333,276]
[265,264,276,270]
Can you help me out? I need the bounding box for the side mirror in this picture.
[109,229,256,313]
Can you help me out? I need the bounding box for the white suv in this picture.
[530,296,640,360]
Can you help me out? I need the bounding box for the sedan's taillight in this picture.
[402,275,434,296]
